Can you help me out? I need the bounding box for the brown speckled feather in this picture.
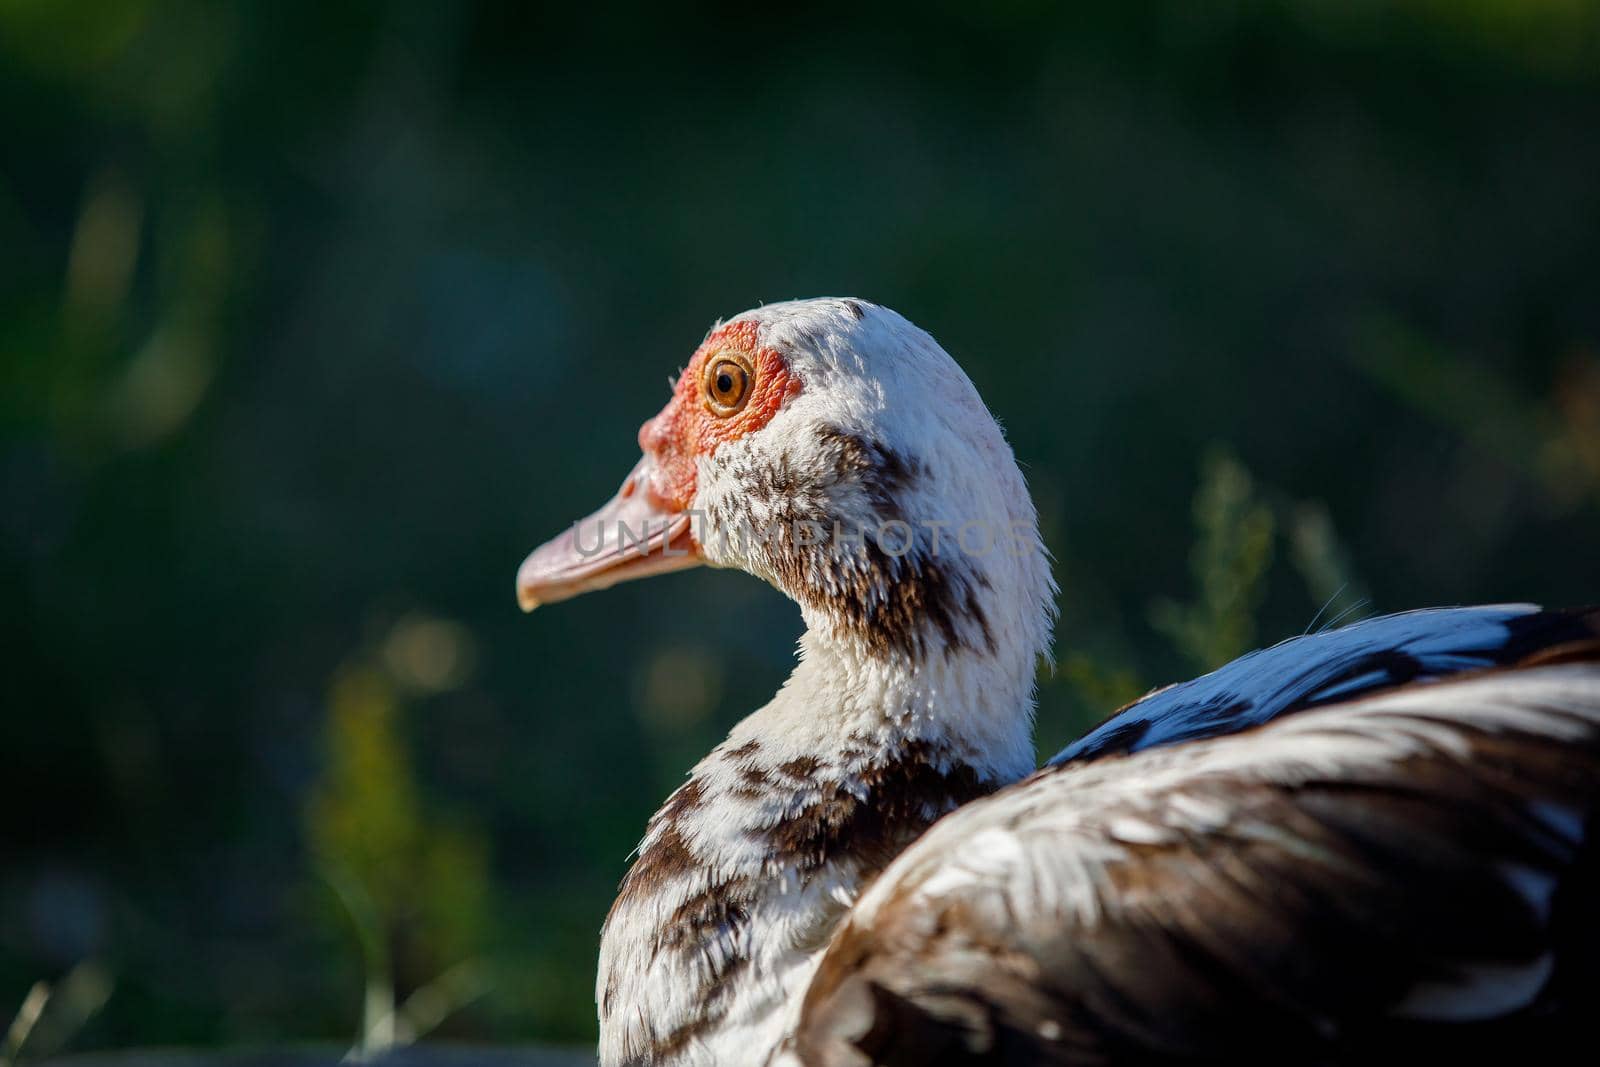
[795,656,1600,1066]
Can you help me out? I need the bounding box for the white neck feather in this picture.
[596,608,1047,1067]
[781,622,1040,782]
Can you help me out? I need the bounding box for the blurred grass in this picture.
[1151,450,1278,673]
[306,663,491,1056]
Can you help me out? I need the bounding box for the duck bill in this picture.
[517,455,702,611]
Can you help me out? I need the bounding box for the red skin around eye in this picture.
[637,321,796,511]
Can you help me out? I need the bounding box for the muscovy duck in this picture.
[516,298,1599,1066]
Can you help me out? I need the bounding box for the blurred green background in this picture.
[4,0,1599,1058]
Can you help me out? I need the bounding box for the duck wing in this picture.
[792,614,1600,1066]
[1052,605,1599,766]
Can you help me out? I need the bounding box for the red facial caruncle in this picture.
[636,320,796,512]
[516,319,796,610]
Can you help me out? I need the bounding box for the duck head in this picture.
[518,297,1055,668]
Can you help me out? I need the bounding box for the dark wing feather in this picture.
[793,660,1600,1066]
[1050,605,1600,766]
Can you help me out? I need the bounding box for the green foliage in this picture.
[306,664,492,1053]
[1288,502,1370,630]
[1052,449,1375,735]
[1058,652,1147,715]
[1151,450,1278,672]
[1355,313,1600,514]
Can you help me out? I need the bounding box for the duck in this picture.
[516,298,1600,1066]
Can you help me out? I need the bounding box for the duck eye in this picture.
[703,356,752,415]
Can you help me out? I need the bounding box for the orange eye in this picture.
[703,354,752,415]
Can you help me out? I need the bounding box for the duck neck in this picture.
[773,624,1041,782]
[595,624,1044,1066]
